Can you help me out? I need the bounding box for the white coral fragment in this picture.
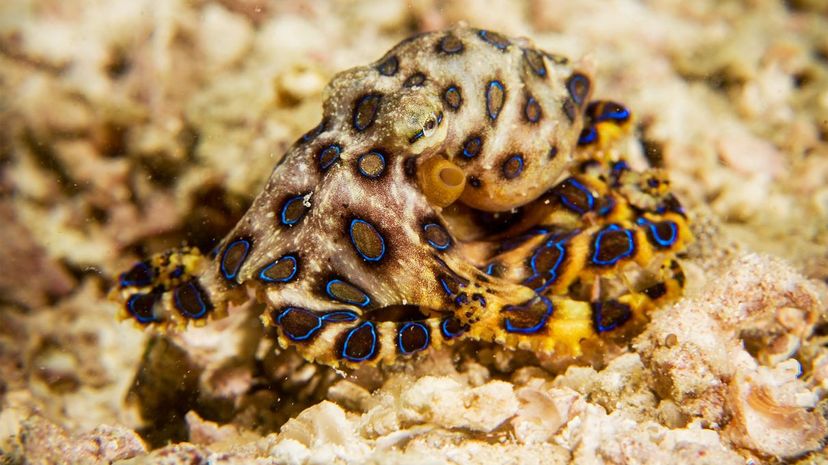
[399,376,519,433]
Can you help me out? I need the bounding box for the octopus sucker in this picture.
[111,25,693,369]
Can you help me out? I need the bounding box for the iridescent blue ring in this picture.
[504,295,554,334]
[277,307,322,342]
[220,239,251,281]
[591,225,635,266]
[398,322,430,354]
[341,321,378,362]
[325,279,371,308]
[258,254,299,283]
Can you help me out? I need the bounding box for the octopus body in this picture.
[112,26,692,368]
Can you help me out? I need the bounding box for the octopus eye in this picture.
[409,112,443,144]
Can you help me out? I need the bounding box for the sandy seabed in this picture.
[1,0,827,464]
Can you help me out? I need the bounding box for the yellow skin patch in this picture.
[111,26,692,368]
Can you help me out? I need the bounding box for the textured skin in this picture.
[112,26,692,368]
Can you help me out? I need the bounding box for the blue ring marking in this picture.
[661,194,686,216]
[341,321,378,362]
[559,178,595,214]
[403,72,426,88]
[486,80,506,121]
[477,30,509,50]
[591,225,635,266]
[423,223,451,250]
[173,282,210,319]
[220,239,251,281]
[592,301,632,333]
[525,96,541,122]
[438,34,464,54]
[321,311,359,323]
[636,217,678,248]
[318,144,342,171]
[567,74,590,106]
[591,101,630,123]
[523,49,547,77]
[376,55,398,76]
[602,104,630,123]
[443,86,462,110]
[169,266,184,279]
[280,195,308,226]
[349,219,386,262]
[277,307,322,342]
[439,277,454,297]
[398,322,430,354]
[352,93,382,132]
[126,292,160,324]
[440,317,467,339]
[524,240,567,293]
[357,151,386,177]
[597,196,616,216]
[119,261,154,288]
[484,263,498,276]
[504,295,554,334]
[462,136,482,159]
[578,126,598,146]
[611,160,630,173]
[258,254,299,283]
[502,154,524,179]
[325,279,371,307]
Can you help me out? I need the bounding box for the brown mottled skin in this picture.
[113,26,691,368]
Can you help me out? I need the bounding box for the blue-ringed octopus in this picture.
[112,25,692,368]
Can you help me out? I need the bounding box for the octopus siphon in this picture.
[112,25,692,368]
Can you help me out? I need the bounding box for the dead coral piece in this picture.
[727,361,825,458]
[398,376,519,433]
[277,401,369,459]
[0,201,74,309]
[13,414,145,464]
[636,252,825,458]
